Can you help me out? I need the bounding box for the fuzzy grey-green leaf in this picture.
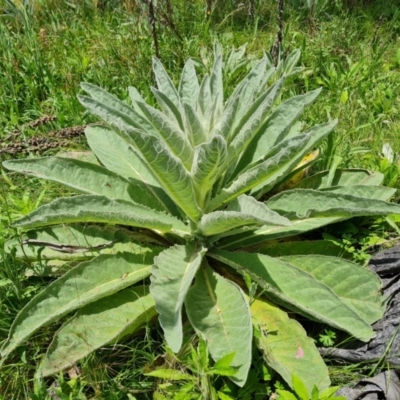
[84,125,179,216]
[1,251,159,361]
[247,89,322,165]
[209,250,375,342]
[267,189,400,219]
[117,127,202,222]
[178,58,200,108]
[227,78,284,166]
[199,195,290,236]
[252,298,330,394]
[3,156,166,212]
[152,57,180,104]
[208,121,336,211]
[37,286,156,377]
[13,195,189,236]
[151,244,207,353]
[191,134,228,209]
[185,264,252,386]
[132,99,193,169]
[279,255,384,324]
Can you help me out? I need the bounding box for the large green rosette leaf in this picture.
[207,121,336,211]
[150,244,207,353]
[122,130,201,222]
[198,195,291,237]
[2,157,163,211]
[267,189,400,219]
[178,58,200,108]
[191,134,228,209]
[80,83,160,136]
[0,251,159,361]
[152,57,180,105]
[151,87,185,131]
[185,263,252,387]
[85,125,178,215]
[12,195,189,236]
[319,185,396,201]
[294,169,384,189]
[209,250,375,342]
[78,92,201,222]
[251,298,330,394]
[240,88,322,167]
[225,57,270,139]
[227,78,284,165]
[279,255,384,324]
[182,102,207,146]
[217,217,343,250]
[5,224,163,262]
[132,99,194,169]
[210,57,272,141]
[197,74,212,121]
[37,286,156,377]
[218,188,400,249]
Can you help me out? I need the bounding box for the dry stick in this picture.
[205,0,212,17]
[157,0,183,41]
[271,0,284,66]
[248,0,255,19]
[146,0,160,59]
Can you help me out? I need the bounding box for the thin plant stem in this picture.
[144,0,160,59]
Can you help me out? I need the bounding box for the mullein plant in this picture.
[2,44,396,394]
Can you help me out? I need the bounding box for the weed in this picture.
[0,0,399,397]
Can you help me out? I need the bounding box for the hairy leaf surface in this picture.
[85,125,155,184]
[191,134,228,209]
[267,189,400,219]
[37,286,156,377]
[251,298,330,394]
[185,264,252,386]
[125,133,201,221]
[209,53,224,118]
[209,250,375,341]
[244,89,322,166]
[76,97,202,220]
[6,224,162,262]
[182,102,207,146]
[197,74,211,118]
[116,127,202,222]
[1,252,158,361]
[3,157,165,212]
[208,121,336,210]
[226,57,269,140]
[227,78,284,165]
[84,125,179,215]
[151,87,185,130]
[319,185,396,201]
[294,169,384,189]
[178,58,199,108]
[151,244,207,352]
[81,87,193,170]
[217,217,344,250]
[199,195,290,236]
[13,195,189,235]
[80,84,158,135]
[280,255,384,324]
[134,97,193,168]
[152,57,180,105]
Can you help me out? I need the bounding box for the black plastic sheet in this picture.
[321,245,400,365]
[336,371,400,400]
[319,245,400,399]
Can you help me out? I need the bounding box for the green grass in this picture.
[1,0,400,397]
